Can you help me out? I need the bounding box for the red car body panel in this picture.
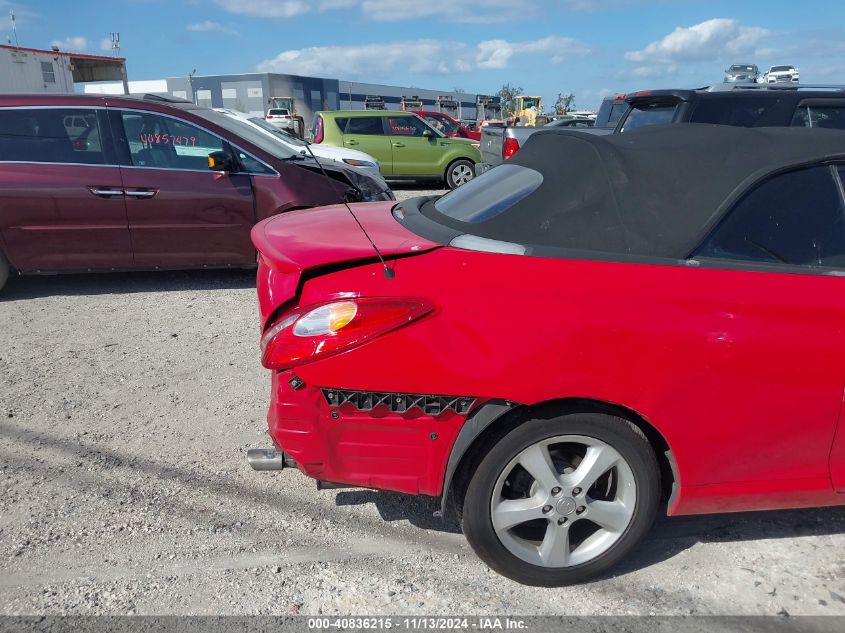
[0,163,132,270]
[253,205,845,517]
[0,94,359,274]
[411,111,481,141]
[252,203,440,326]
[119,168,256,268]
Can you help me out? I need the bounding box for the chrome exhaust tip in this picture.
[247,448,294,471]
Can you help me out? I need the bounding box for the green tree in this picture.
[496,83,523,116]
[555,93,576,114]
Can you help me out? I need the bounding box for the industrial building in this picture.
[84,72,501,124]
[0,44,129,94]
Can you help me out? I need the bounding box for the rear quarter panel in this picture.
[292,248,845,513]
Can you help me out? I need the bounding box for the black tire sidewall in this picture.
[446,159,474,189]
[0,252,8,292]
[462,413,660,586]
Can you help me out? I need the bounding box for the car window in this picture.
[433,164,544,223]
[119,111,225,170]
[695,166,845,268]
[0,107,105,165]
[344,117,384,135]
[791,106,845,130]
[388,116,429,137]
[423,114,458,135]
[268,109,289,116]
[248,116,307,147]
[620,102,678,131]
[691,98,781,127]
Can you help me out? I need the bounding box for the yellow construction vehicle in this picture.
[513,95,543,126]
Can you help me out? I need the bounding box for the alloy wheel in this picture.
[490,434,636,568]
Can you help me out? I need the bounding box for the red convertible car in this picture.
[249,125,845,586]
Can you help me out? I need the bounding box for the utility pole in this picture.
[188,69,197,104]
[110,32,120,56]
[10,10,19,48]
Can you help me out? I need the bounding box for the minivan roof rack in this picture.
[141,93,192,103]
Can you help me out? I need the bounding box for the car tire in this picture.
[462,411,660,586]
[445,159,475,190]
[0,252,9,293]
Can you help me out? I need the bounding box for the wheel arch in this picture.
[444,155,475,174]
[441,397,678,520]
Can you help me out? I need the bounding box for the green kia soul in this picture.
[311,111,481,189]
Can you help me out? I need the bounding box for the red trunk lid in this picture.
[251,202,440,326]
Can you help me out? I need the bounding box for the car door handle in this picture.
[124,189,158,199]
[88,187,125,198]
[392,142,405,147]
[345,140,359,146]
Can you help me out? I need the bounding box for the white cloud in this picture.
[99,38,113,52]
[625,18,769,64]
[50,36,87,52]
[257,40,472,77]
[358,0,532,24]
[214,0,542,22]
[257,35,589,78]
[187,20,239,36]
[213,0,310,18]
[476,35,589,69]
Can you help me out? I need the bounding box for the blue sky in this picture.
[5,0,845,109]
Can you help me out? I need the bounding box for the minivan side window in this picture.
[791,106,845,130]
[343,117,384,135]
[118,111,225,170]
[0,108,104,165]
[695,166,845,268]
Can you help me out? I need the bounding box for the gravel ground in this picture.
[1,184,844,615]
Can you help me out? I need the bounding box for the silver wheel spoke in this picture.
[565,444,620,491]
[538,522,570,567]
[491,434,637,570]
[518,443,561,494]
[585,499,632,533]
[491,496,546,532]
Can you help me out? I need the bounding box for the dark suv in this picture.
[616,85,845,132]
[0,94,392,291]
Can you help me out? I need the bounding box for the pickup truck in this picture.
[478,84,845,174]
[477,122,610,174]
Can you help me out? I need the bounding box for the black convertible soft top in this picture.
[427,124,845,259]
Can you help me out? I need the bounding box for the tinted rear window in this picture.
[691,97,782,127]
[0,107,104,165]
[791,106,845,130]
[620,102,678,131]
[344,117,384,135]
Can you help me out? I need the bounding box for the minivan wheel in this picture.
[0,252,9,292]
[445,160,475,189]
[462,412,660,586]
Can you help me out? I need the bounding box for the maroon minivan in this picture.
[0,94,393,291]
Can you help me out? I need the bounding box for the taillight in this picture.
[314,116,324,143]
[260,297,433,370]
[503,137,520,159]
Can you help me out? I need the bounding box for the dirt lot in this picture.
[1,186,844,615]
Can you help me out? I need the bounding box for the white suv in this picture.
[265,108,294,131]
[761,65,800,84]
